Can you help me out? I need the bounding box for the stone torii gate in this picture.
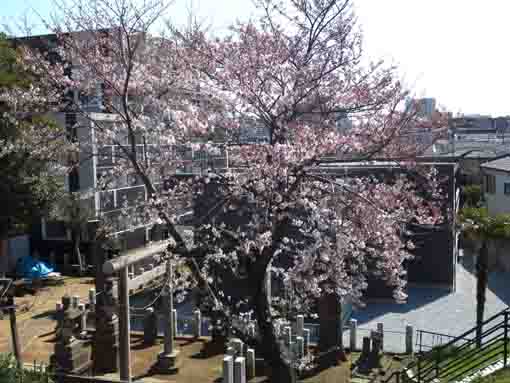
[102,241,179,382]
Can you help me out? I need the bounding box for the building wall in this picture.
[483,168,510,215]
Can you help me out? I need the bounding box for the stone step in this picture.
[454,358,505,383]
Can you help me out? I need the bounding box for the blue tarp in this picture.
[16,256,54,279]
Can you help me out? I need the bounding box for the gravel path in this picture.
[344,259,510,353]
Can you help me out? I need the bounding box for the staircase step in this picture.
[454,358,505,383]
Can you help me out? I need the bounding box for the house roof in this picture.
[423,140,510,159]
[481,155,510,173]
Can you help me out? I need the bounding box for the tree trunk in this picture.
[476,239,489,348]
[72,228,85,275]
[254,273,296,383]
[0,224,8,278]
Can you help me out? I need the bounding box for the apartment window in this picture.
[505,183,510,195]
[485,174,496,194]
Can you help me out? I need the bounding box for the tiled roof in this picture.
[481,156,510,172]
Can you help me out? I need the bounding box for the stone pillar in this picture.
[361,337,371,359]
[265,264,271,300]
[90,221,119,374]
[55,303,64,333]
[193,309,202,338]
[296,336,304,359]
[284,326,292,348]
[62,295,71,311]
[349,319,358,351]
[234,357,246,383]
[143,308,158,346]
[223,355,234,383]
[246,348,255,379]
[377,323,384,351]
[78,304,87,335]
[118,267,131,382]
[303,328,310,355]
[296,315,304,337]
[371,331,382,360]
[157,261,179,374]
[51,305,91,374]
[406,325,414,354]
[172,309,177,338]
[279,339,286,354]
[247,322,256,338]
[88,289,96,312]
[72,296,80,309]
[230,339,244,357]
[226,346,236,357]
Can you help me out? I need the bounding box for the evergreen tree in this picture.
[0,34,66,241]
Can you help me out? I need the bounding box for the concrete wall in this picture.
[6,235,30,272]
[484,168,510,215]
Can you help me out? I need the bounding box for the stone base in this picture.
[52,339,91,373]
[93,317,119,374]
[156,350,180,374]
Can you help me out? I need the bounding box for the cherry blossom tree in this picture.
[18,0,448,381]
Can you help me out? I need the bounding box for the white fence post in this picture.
[350,319,358,351]
[377,322,384,351]
[223,356,233,383]
[406,325,414,354]
[234,357,246,383]
[246,349,255,379]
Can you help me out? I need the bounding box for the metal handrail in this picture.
[417,321,506,375]
[419,308,509,359]
[381,307,510,383]
[416,328,475,352]
[420,331,504,381]
[414,320,506,375]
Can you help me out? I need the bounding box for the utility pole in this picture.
[7,296,22,368]
[1,280,21,367]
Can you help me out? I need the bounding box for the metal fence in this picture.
[130,314,328,346]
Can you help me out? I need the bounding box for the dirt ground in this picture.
[0,277,352,382]
[0,276,95,364]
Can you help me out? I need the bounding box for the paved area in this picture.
[345,258,510,353]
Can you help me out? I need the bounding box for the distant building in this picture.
[481,156,510,215]
[494,117,509,137]
[406,98,437,119]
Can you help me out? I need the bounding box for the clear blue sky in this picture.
[3,0,510,117]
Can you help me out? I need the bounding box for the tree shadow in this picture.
[190,339,225,359]
[354,286,451,327]
[487,272,510,307]
[31,310,56,320]
[460,251,510,307]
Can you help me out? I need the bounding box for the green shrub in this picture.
[462,185,483,207]
[0,354,53,383]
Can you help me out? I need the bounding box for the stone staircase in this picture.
[456,359,505,383]
[377,307,510,383]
